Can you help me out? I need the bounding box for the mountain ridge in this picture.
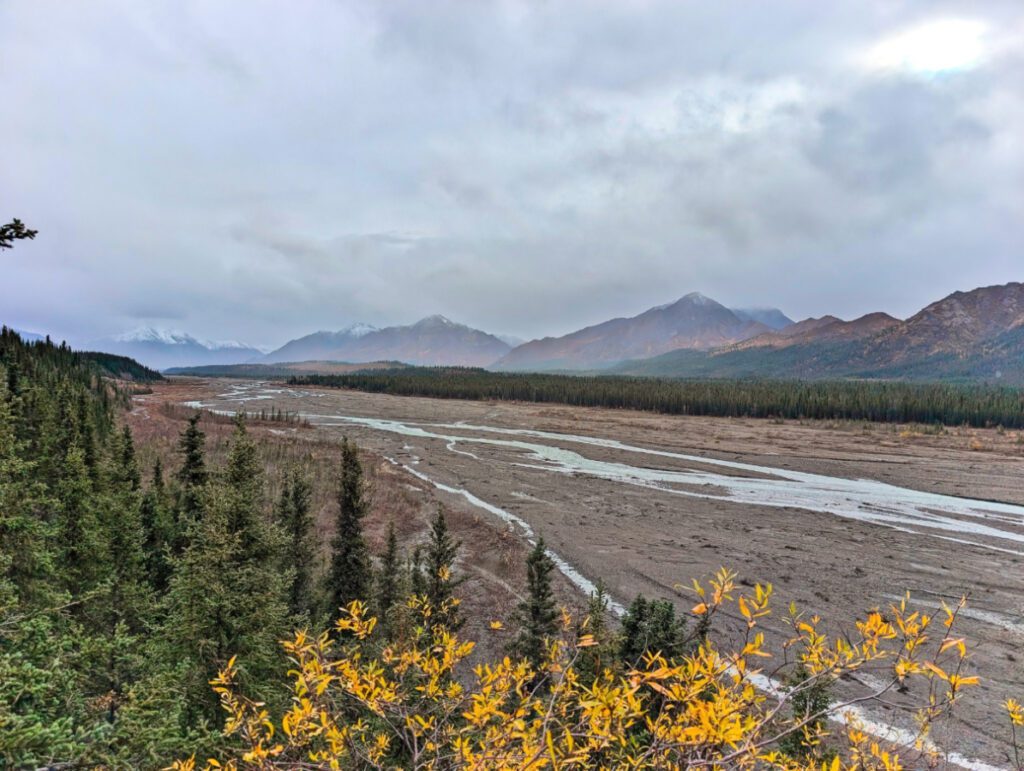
[612,282,1024,383]
[264,315,510,367]
[494,292,778,371]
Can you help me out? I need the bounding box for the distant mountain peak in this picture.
[414,314,457,327]
[681,291,713,304]
[111,326,259,351]
[496,291,770,371]
[655,291,718,311]
[340,322,377,337]
[113,327,197,345]
[263,315,509,366]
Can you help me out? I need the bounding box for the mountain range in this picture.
[493,292,781,371]
[90,328,266,371]
[82,281,1024,382]
[263,316,510,367]
[611,283,1024,383]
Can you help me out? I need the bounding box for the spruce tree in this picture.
[175,413,207,540]
[374,521,401,634]
[275,467,315,619]
[324,438,371,617]
[164,421,291,722]
[510,538,559,674]
[618,595,687,668]
[424,507,463,631]
[409,545,426,599]
[85,428,151,725]
[140,459,174,592]
[55,444,105,599]
[0,376,53,607]
[222,416,268,555]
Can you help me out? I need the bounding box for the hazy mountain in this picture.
[263,323,379,363]
[494,292,769,371]
[264,316,511,367]
[10,327,46,342]
[730,307,793,330]
[727,312,899,351]
[612,283,1024,382]
[92,327,264,371]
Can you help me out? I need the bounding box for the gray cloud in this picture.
[1,0,1021,347]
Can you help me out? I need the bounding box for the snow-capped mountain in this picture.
[93,327,264,370]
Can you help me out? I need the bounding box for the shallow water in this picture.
[193,382,1024,557]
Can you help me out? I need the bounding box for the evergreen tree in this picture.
[424,507,463,631]
[140,459,175,592]
[374,520,401,633]
[509,538,559,674]
[55,444,105,599]
[324,438,371,617]
[164,422,291,722]
[0,376,53,607]
[779,665,834,760]
[618,595,687,668]
[275,466,315,619]
[116,424,141,491]
[70,426,152,729]
[409,545,426,599]
[221,416,269,555]
[0,217,37,250]
[175,413,207,541]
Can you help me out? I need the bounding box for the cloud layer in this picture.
[1,0,1021,346]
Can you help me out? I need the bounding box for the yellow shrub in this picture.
[171,569,981,770]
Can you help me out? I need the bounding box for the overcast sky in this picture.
[2,1,1021,347]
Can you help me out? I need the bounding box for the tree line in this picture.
[3,328,705,766]
[291,367,1024,428]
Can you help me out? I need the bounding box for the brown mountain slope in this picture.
[494,292,770,371]
[873,282,1024,363]
[727,312,899,352]
[613,282,1024,382]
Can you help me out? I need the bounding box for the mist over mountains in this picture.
[82,282,1024,383]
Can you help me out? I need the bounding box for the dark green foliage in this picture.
[510,538,560,673]
[175,413,208,539]
[79,351,164,381]
[164,418,292,722]
[618,595,688,668]
[409,545,426,599]
[423,507,464,631]
[0,217,37,250]
[292,368,1024,428]
[140,459,175,592]
[276,466,316,619]
[324,438,372,617]
[0,328,293,764]
[374,521,401,634]
[779,664,834,759]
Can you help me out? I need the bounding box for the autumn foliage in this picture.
[173,569,990,770]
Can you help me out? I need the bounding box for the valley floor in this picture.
[147,377,1024,768]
